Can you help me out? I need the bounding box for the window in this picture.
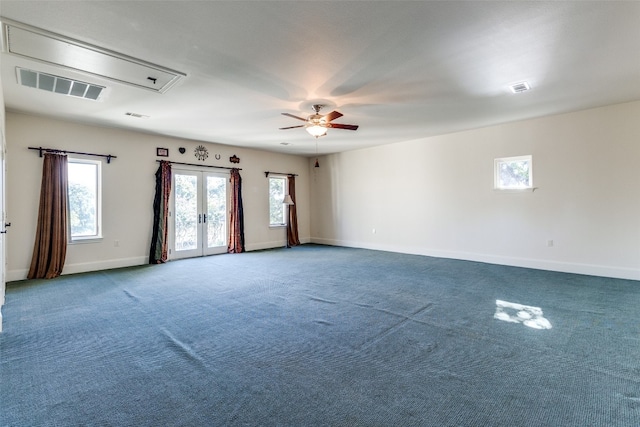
[494,155,532,190]
[268,176,286,226]
[68,158,101,241]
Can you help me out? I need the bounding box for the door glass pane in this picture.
[207,176,227,248]
[175,174,198,251]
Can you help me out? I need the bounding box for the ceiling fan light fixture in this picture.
[280,104,357,137]
[306,125,327,138]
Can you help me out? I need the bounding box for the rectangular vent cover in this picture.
[125,112,149,119]
[17,67,105,100]
[3,20,185,93]
[510,82,531,93]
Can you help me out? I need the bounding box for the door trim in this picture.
[170,167,229,260]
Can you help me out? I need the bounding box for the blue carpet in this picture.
[1,245,639,426]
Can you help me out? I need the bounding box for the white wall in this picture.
[7,101,640,282]
[6,112,310,281]
[310,101,640,280]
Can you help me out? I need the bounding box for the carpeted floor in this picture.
[1,244,639,426]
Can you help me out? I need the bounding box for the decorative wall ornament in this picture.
[179,147,186,154]
[215,154,221,160]
[156,147,169,157]
[194,145,209,161]
[230,155,240,164]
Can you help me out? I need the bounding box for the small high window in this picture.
[494,155,532,190]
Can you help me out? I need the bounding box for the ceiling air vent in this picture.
[2,19,185,93]
[17,67,105,100]
[125,112,150,119]
[509,81,531,94]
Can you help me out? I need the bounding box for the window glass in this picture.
[494,155,532,190]
[268,177,286,226]
[68,159,101,240]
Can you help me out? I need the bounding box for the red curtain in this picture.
[287,175,300,247]
[149,161,171,263]
[228,168,245,253]
[28,153,68,279]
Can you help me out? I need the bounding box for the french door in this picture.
[171,170,228,259]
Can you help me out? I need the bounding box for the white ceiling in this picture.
[1,1,639,157]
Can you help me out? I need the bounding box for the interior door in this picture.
[172,170,228,259]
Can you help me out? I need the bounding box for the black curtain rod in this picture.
[158,160,241,171]
[29,146,117,164]
[264,171,298,177]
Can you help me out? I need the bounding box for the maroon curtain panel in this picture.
[227,168,245,253]
[28,153,69,279]
[287,175,300,247]
[149,161,171,263]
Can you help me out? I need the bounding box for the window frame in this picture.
[494,155,533,191]
[268,175,288,227]
[67,157,102,243]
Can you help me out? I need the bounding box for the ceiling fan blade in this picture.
[323,110,343,122]
[281,112,308,122]
[327,123,359,131]
[279,125,306,130]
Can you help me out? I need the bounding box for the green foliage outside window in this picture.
[68,160,99,238]
[174,174,198,250]
[269,177,285,225]
[495,156,532,189]
[207,176,226,247]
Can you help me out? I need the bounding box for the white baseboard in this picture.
[8,240,638,282]
[245,241,285,252]
[6,238,316,283]
[310,237,640,281]
[246,237,311,252]
[7,256,148,282]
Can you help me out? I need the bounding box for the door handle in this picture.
[198,214,202,224]
[1,222,10,234]
[203,214,207,223]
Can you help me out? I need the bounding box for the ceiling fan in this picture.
[280,104,359,138]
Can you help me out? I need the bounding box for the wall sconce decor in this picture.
[194,145,209,161]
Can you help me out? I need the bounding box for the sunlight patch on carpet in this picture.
[494,299,552,329]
